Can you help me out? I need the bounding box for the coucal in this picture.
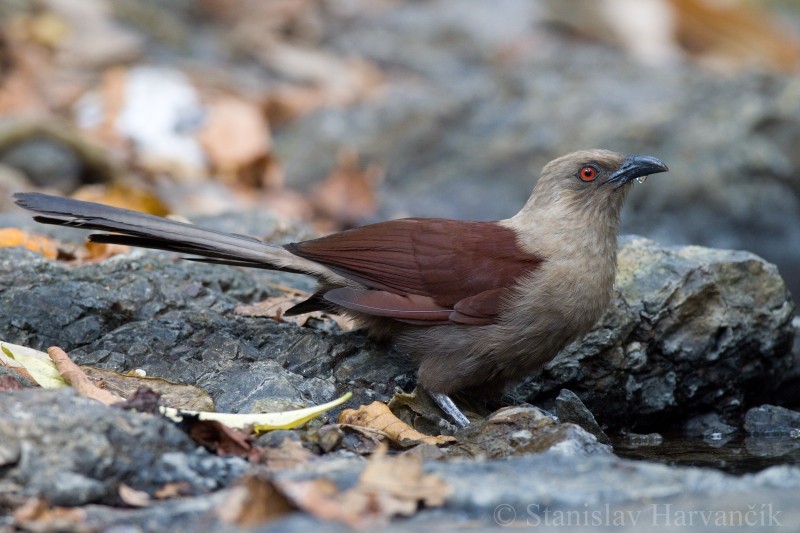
[13,149,667,426]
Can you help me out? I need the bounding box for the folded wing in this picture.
[285,218,542,325]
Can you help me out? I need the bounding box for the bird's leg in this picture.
[430,392,470,428]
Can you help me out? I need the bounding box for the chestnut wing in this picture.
[285,218,542,324]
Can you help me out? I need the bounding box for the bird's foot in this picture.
[430,392,470,428]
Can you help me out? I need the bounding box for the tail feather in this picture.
[13,192,340,281]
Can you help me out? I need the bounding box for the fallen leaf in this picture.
[184,417,254,458]
[0,374,26,391]
[217,473,294,527]
[154,482,192,500]
[80,240,132,262]
[48,346,125,405]
[161,392,353,432]
[72,183,170,216]
[310,148,383,229]
[338,401,456,448]
[81,367,215,411]
[315,423,387,455]
[276,446,451,528]
[0,228,58,259]
[12,498,87,530]
[235,294,355,331]
[259,436,316,471]
[197,94,278,188]
[118,484,151,508]
[0,342,67,388]
[671,0,800,73]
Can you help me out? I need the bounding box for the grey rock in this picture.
[449,406,611,459]
[684,413,738,439]
[555,388,611,445]
[745,405,800,436]
[0,389,248,506]
[521,236,795,431]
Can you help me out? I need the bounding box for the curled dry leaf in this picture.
[0,228,58,259]
[48,346,125,405]
[338,401,456,448]
[118,484,151,508]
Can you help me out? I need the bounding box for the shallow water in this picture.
[614,434,800,475]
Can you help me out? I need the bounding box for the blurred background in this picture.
[1,0,800,298]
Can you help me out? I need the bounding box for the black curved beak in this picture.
[606,155,668,189]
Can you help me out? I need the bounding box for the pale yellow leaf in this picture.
[0,342,67,389]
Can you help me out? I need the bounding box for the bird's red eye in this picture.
[579,166,598,182]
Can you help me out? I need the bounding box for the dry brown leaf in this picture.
[118,484,151,508]
[154,482,192,500]
[338,401,456,448]
[197,94,278,188]
[48,346,125,405]
[12,498,87,529]
[0,374,26,391]
[671,0,800,73]
[311,149,383,230]
[217,474,294,527]
[276,446,451,528]
[235,294,355,331]
[0,228,59,259]
[72,183,170,216]
[185,418,255,458]
[81,367,215,412]
[259,437,316,471]
[80,240,132,262]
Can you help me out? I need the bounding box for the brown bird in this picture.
[13,149,667,426]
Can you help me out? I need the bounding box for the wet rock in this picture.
[684,413,738,439]
[745,405,800,436]
[522,236,795,431]
[0,388,248,506]
[554,388,611,445]
[448,406,611,459]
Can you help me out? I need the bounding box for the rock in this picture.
[521,236,795,431]
[554,388,611,445]
[745,405,800,436]
[449,406,611,459]
[684,413,738,439]
[0,388,248,506]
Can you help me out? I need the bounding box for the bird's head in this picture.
[527,149,668,215]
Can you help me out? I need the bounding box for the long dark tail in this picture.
[12,192,324,276]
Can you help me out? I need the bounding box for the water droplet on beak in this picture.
[636,175,648,184]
